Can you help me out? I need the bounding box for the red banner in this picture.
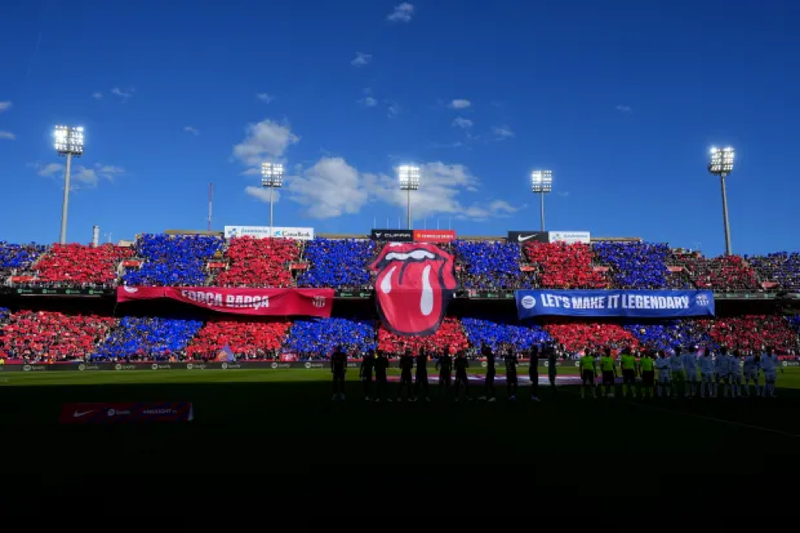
[117,286,333,317]
[60,402,193,424]
[413,230,456,243]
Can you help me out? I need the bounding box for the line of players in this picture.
[577,346,784,400]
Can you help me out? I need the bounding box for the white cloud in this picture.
[245,185,281,203]
[0,101,12,112]
[615,104,632,113]
[287,157,368,218]
[351,52,372,67]
[359,96,378,107]
[183,126,200,136]
[387,101,401,118]
[97,165,124,182]
[555,191,571,197]
[111,87,135,102]
[0,131,15,140]
[92,92,103,100]
[232,119,300,168]
[256,93,274,103]
[492,125,515,139]
[452,117,473,129]
[449,99,471,109]
[240,168,261,177]
[33,162,124,189]
[387,3,414,22]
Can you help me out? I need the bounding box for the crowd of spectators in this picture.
[378,316,468,356]
[592,242,671,289]
[92,317,203,361]
[543,321,639,353]
[123,234,224,286]
[216,237,300,288]
[0,242,46,280]
[284,317,376,359]
[185,318,290,361]
[624,320,715,351]
[298,238,375,289]
[708,315,797,354]
[745,252,800,292]
[524,242,607,289]
[0,311,115,362]
[454,241,525,290]
[0,307,9,323]
[678,254,759,292]
[33,244,133,287]
[461,317,551,352]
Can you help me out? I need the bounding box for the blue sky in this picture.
[1,0,798,256]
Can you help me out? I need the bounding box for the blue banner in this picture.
[516,290,715,319]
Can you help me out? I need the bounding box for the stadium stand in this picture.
[708,315,797,353]
[624,320,714,351]
[92,317,203,361]
[0,311,115,361]
[33,243,133,287]
[745,252,800,292]
[186,318,290,361]
[216,237,300,287]
[284,317,377,358]
[544,321,639,353]
[453,240,526,289]
[298,238,375,289]
[592,242,671,289]
[676,254,759,292]
[461,317,551,351]
[0,306,9,323]
[123,234,224,286]
[378,316,468,355]
[523,242,607,288]
[0,242,46,280]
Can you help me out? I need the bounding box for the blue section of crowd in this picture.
[284,317,377,357]
[122,234,224,286]
[298,238,375,288]
[92,316,203,360]
[592,242,671,289]
[461,317,551,351]
[453,240,523,289]
[624,320,716,352]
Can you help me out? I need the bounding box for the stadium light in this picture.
[398,164,421,230]
[531,170,553,231]
[261,162,284,238]
[53,125,84,244]
[708,147,735,255]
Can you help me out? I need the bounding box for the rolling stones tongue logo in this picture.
[370,243,457,336]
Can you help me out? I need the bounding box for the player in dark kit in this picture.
[479,346,496,402]
[330,346,347,400]
[454,350,470,401]
[529,346,541,401]
[414,349,430,402]
[374,350,390,402]
[359,349,375,401]
[396,349,414,401]
[436,349,453,399]
[504,349,518,401]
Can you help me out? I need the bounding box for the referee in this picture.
[579,349,597,399]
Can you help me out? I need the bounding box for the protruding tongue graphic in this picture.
[376,258,443,335]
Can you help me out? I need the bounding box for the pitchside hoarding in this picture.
[224,226,314,240]
[371,229,414,242]
[507,231,548,244]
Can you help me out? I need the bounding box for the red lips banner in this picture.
[117,286,333,317]
[369,243,457,336]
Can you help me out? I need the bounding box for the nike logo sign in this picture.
[517,235,537,242]
[73,410,95,418]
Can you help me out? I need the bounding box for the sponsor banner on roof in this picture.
[117,286,333,317]
[412,230,456,243]
[548,231,590,244]
[60,402,193,424]
[371,229,414,242]
[516,289,715,319]
[369,243,457,336]
[224,226,314,240]
[507,231,549,244]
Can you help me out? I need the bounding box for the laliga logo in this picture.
[521,295,536,309]
[312,296,326,308]
[696,294,709,307]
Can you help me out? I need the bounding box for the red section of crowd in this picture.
[216,237,300,288]
[378,317,468,355]
[35,244,133,286]
[708,315,798,354]
[185,318,291,360]
[0,311,115,361]
[544,321,639,353]
[677,254,759,292]
[524,242,607,289]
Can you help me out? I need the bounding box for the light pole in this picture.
[708,147,735,255]
[261,162,284,237]
[54,125,84,244]
[531,170,553,231]
[398,164,420,230]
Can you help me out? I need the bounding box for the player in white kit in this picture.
[698,349,715,398]
[713,346,728,398]
[760,348,783,398]
[742,351,761,397]
[655,350,671,398]
[669,348,685,399]
[727,349,742,398]
[681,347,699,398]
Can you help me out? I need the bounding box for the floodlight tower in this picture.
[261,162,284,237]
[708,147,735,255]
[398,164,421,230]
[53,125,84,244]
[531,170,553,231]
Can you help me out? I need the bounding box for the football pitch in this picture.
[2,367,799,491]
